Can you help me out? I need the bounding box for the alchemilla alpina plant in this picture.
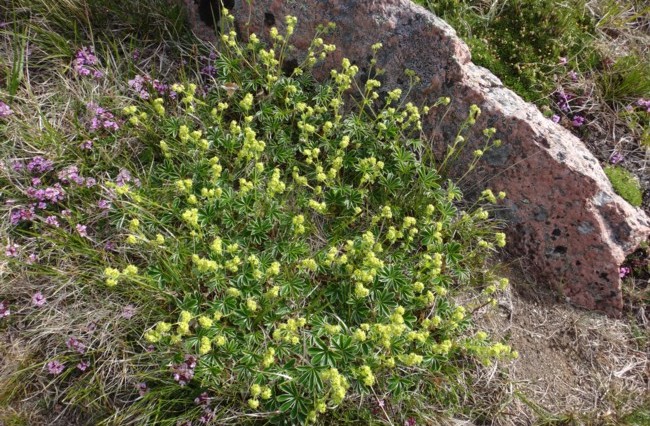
[1,11,514,425]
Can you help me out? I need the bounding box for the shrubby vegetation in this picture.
[0,6,515,425]
[416,0,649,207]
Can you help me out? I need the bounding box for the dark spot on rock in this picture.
[281,58,298,76]
[599,272,609,281]
[264,12,275,26]
[197,0,234,29]
[554,246,567,255]
[552,228,561,236]
[575,260,581,266]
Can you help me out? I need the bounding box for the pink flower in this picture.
[551,114,560,123]
[45,216,60,227]
[609,152,624,165]
[558,57,567,65]
[5,243,19,257]
[571,115,585,127]
[0,101,13,118]
[77,360,90,371]
[32,292,46,307]
[619,266,631,278]
[76,224,88,237]
[97,199,111,210]
[121,304,137,319]
[0,301,10,318]
[136,382,148,396]
[47,360,65,375]
[66,336,87,354]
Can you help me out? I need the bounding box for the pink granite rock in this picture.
[186,0,650,316]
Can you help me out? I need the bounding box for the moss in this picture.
[604,166,643,207]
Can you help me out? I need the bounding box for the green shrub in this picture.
[1,13,514,425]
[604,166,643,207]
[416,0,598,102]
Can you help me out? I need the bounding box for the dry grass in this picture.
[468,260,649,425]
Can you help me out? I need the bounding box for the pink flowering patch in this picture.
[77,360,90,372]
[47,360,65,375]
[619,266,631,279]
[5,243,19,257]
[0,300,9,318]
[87,102,121,132]
[32,292,46,307]
[66,336,87,354]
[571,115,585,127]
[45,216,61,227]
[73,47,103,79]
[121,304,137,319]
[0,101,13,118]
[76,224,88,238]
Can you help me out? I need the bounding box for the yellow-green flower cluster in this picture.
[321,368,350,405]
[266,168,286,196]
[356,365,375,387]
[272,317,306,344]
[358,156,384,184]
[292,214,306,235]
[238,126,266,160]
[181,208,199,228]
[192,254,218,272]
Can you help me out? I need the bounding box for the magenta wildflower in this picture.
[66,336,87,354]
[27,253,38,264]
[172,355,197,386]
[47,360,65,375]
[136,382,149,396]
[5,243,19,257]
[77,360,90,371]
[195,392,211,406]
[405,418,416,426]
[85,177,97,188]
[97,199,111,210]
[610,152,624,164]
[87,102,121,132]
[128,75,151,100]
[115,168,139,187]
[121,304,137,319]
[80,140,93,150]
[551,114,560,123]
[58,165,85,185]
[619,266,631,279]
[45,216,61,227]
[558,57,567,65]
[555,91,573,112]
[76,224,88,237]
[571,115,585,127]
[10,207,35,225]
[61,209,72,217]
[26,184,65,204]
[26,156,54,174]
[199,408,215,424]
[636,98,650,113]
[568,70,578,81]
[73,47,102,79]
[32,292,46,307]
[0,101,13,118]
[0,301,10,318]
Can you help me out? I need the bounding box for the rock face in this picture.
[186,0,650,316]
